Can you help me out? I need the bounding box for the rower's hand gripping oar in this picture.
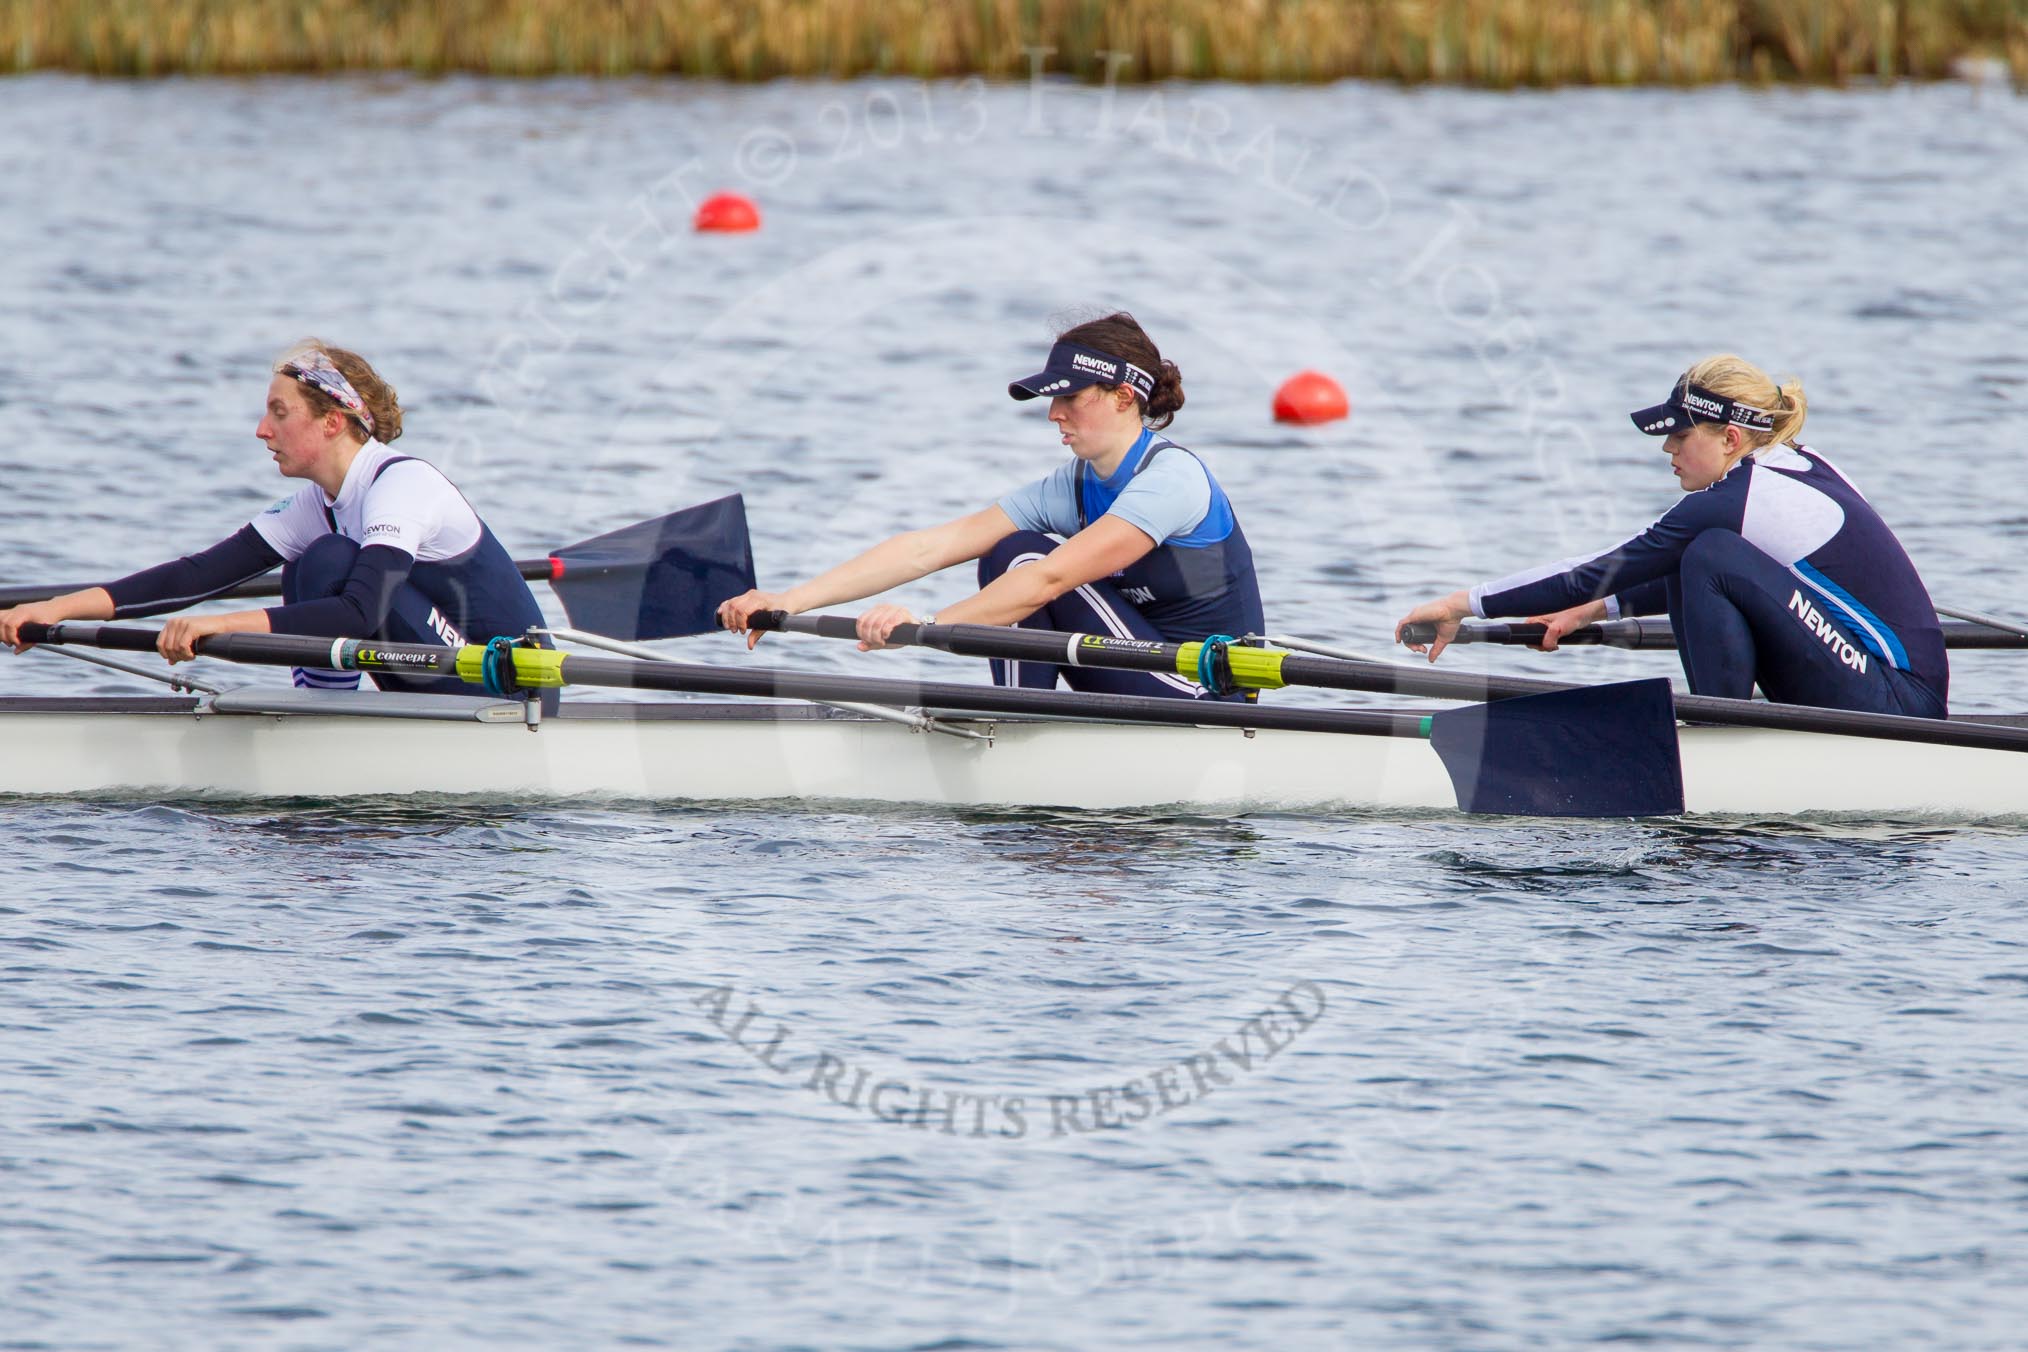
[0,494,757,643]
[747,611,1689,817]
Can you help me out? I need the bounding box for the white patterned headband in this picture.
[277,351,374,435]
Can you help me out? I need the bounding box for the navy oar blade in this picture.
[1428,677,1684,817]
[548,494,756,640]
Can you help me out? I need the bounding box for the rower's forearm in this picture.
[213,609,275,636]
[47,588,115,622]
[101,526,282,618]
[937,566,1062,628]
[784,532,943,613]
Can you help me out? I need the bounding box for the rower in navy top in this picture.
[717,312,1264,699]
[0,340,547,698]
[1394,354,1948,718]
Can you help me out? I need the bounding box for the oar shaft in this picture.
[1934,604,2028,639]
[765,611,1627,700]
[767,613,1296,687]
[19,623,1430,741]
[786,613,1201,678]
[770,612,1614,702]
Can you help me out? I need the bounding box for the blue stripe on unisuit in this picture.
[1793,560,1908,670]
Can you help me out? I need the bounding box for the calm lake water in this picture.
[3,73,2027,1349]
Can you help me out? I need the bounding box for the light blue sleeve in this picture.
[1104,453,1212,544]
[996,461,1081,536]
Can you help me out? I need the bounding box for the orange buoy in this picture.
[694,192,761,233]
[1272,371,1349,425]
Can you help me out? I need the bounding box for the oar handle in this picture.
[19,622,160,652]
[749,611,852,641]
[1399,620,1665,648]
[747,611,929,646]
[20,621,359,670]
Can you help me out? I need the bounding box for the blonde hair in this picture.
[273,338,404,443]
[1682,353,1806,449]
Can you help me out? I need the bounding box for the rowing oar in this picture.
[749,611,2028,757]
[1401,619,2028,651]
[18,621,1677,817]
[1933,605,2028,643]
[748,613,1689,816]
[0,494,756,642]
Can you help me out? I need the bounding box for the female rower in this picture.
[1393,354,1947,717]
[0,340,546,696]
[716,312,1264,699]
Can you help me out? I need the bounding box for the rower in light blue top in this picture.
[719,312,1265,700]
[1394,353,1948,718]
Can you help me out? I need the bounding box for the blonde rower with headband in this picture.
[0,341,547,695]
[1395,354,1948,717]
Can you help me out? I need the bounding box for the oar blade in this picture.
[547,494,757,640]
[1428,677,1684,817]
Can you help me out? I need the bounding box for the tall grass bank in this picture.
[4,0,2023,85]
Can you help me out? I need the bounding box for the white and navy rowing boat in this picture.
[5,618,2026,819]
[11,498,2025,819]
[4,690,2027,817]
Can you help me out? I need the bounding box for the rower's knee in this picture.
[1679,529,1753,590]
[978,530,1057,588]
[281,534,361,603]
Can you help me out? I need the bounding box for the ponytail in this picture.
[1055,311,1183,430]
[1682,353,1806,449]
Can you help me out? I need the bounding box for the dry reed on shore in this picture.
[2,0,2021,85]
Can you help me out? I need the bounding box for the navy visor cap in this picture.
[1009,341,1156,402]
[1631,376,1776,436]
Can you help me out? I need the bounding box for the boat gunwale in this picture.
[7,694,2028,730]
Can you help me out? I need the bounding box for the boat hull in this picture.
[3,697,2023,818]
